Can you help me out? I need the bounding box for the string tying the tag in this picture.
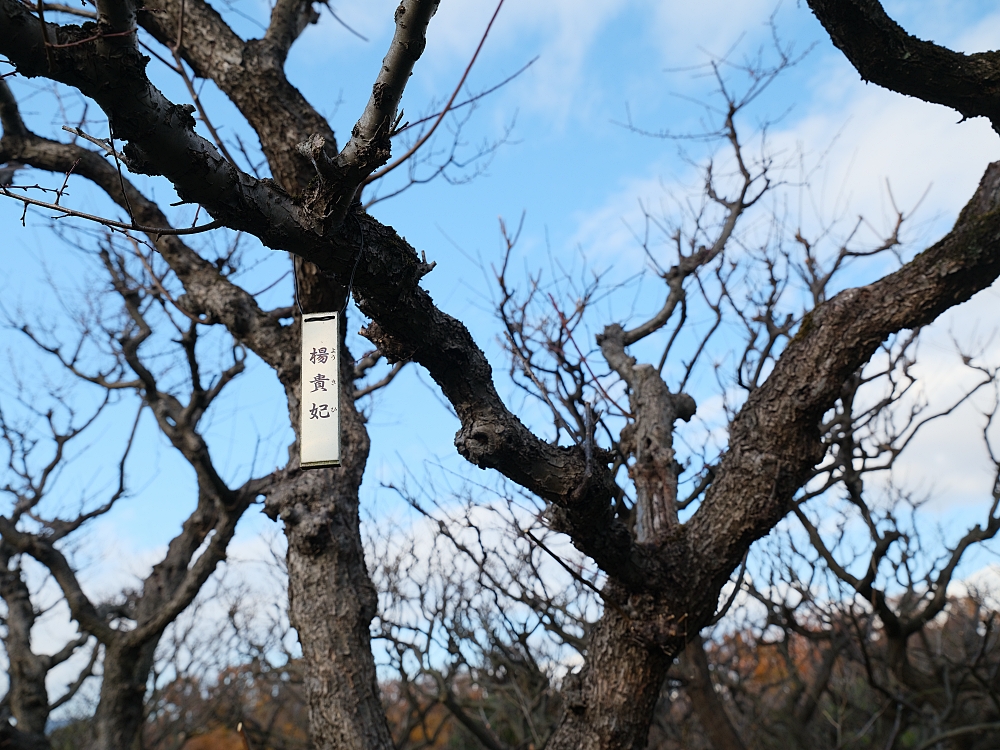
[342,212,365,313]
[291,210,365,315]
[292,256,303,315]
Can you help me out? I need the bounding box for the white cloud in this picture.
[952,563,1000,609]
[651,0,793,65]
[884,285,1000,508]
[422,0,630,125]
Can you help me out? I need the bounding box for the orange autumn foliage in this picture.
[180,727,245,750]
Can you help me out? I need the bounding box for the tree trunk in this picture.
[91,487,251,749]
[270,284,394,750]
[92,640,156,750]
[0,724,51,750]
[283,464,393,750]
[0,548,51,745]
[681,636,747,750]
[545,333,699,750]
[545,593,675,750]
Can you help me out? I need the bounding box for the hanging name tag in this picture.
[300,312,341,468]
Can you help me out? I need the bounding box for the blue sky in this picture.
[3,0,1000,691]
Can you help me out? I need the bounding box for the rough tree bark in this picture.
[0,545,68,742]
[2,1,1000,749]
[806,0,1000,132]
[266,328,394,750]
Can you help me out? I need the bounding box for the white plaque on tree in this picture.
[300,312,340,468]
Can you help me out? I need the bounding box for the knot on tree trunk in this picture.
[454,418,506,466]
[359,321,415,364]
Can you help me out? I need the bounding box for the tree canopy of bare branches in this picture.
[1,2,1000,750]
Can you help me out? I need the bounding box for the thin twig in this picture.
[325,5,368,41]
[53,158,79,205]
[61,126,126,159]
[46,28,136,49]
[36,0,55,69]
[0,187,223,235]
[37,3,96,19]
[108,121,136,223]
[522,528,605,602]
[548,293,633,418]
[392,55,537,136]
[354,361,405,399]
[707,550,748,626]
[175,0,186,51]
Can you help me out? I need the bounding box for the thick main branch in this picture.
[807,0,1000,131]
